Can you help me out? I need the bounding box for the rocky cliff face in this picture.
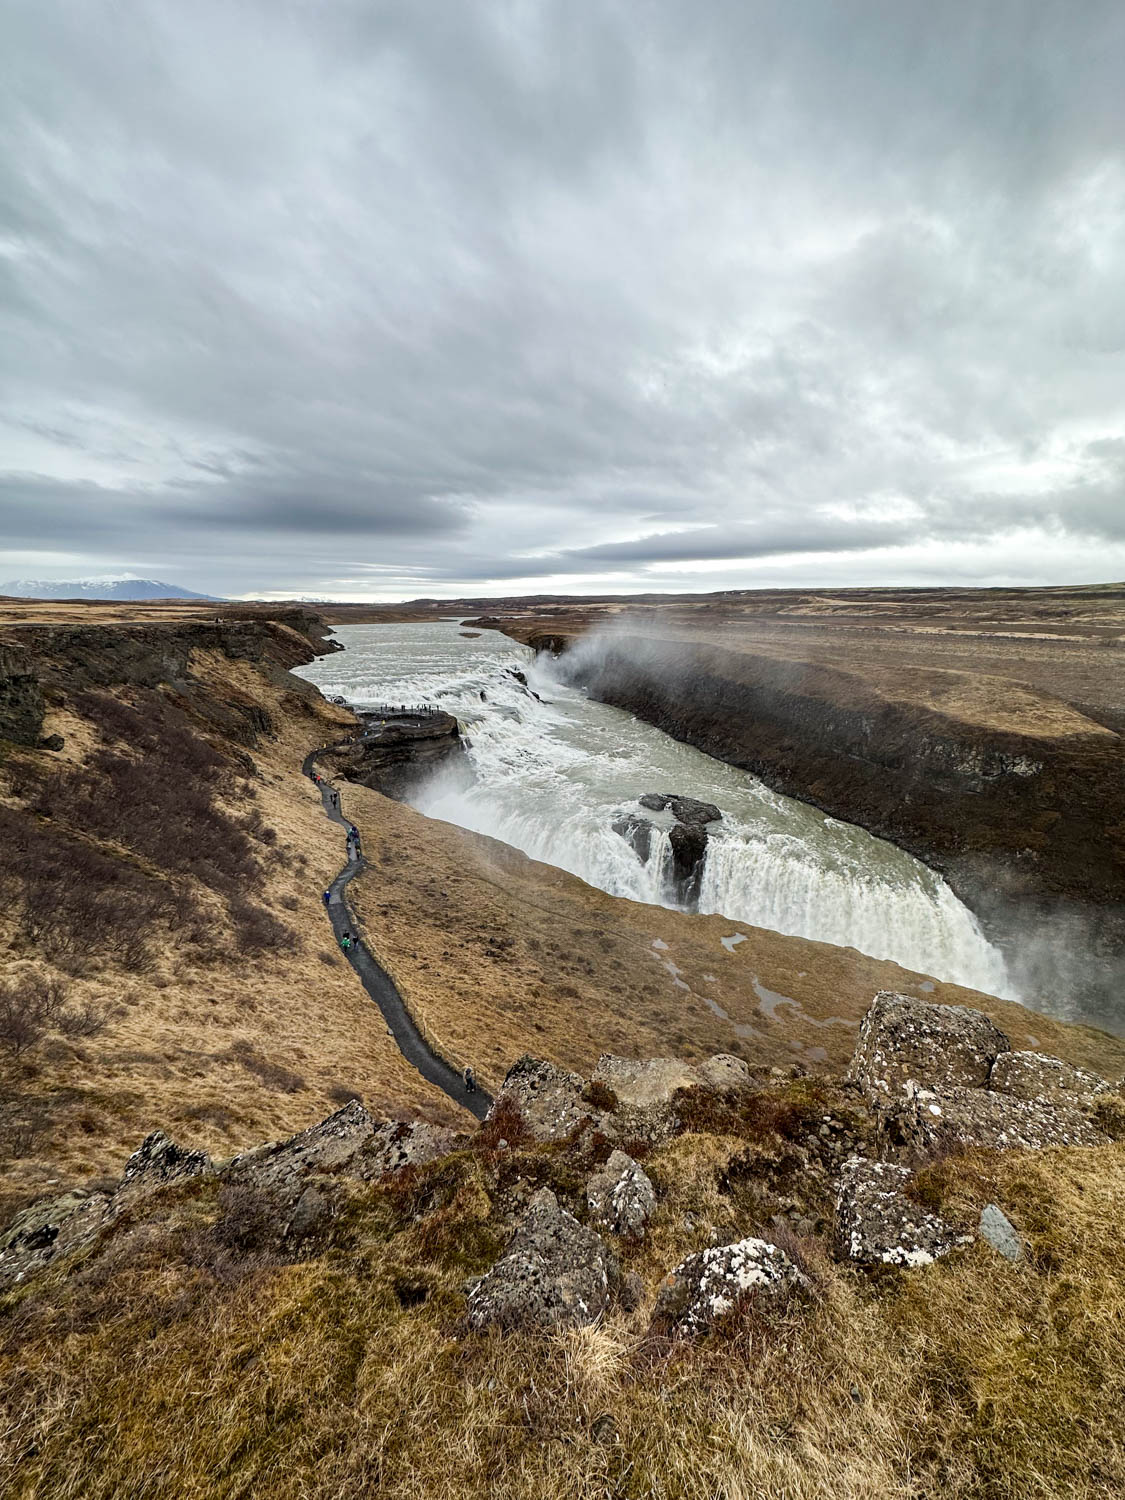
[547,633,1125,1017]
[0,612,335,751]
[0,642,46,746]
[322,710,466,799]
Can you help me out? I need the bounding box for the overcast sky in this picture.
[3,1,1125,599]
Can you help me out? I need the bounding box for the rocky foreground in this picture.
[2,990,1123,1498]
[4,992,1117,1319]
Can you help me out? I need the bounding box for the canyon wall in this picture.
[540,630,1125,1018]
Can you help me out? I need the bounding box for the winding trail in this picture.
[303,749,491,1119]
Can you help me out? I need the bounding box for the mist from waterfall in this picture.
[296,621,1015,1000]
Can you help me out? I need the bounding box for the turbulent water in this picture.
[296,621,1015,1000]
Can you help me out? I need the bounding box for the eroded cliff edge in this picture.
[515,627,1125,1020]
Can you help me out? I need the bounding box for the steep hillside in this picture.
[0,614,457,1223]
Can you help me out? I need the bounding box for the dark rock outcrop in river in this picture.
[612,791,722,905]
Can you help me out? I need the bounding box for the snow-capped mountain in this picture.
[0,574,221,601]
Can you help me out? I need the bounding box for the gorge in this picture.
[296,621,1015,1004]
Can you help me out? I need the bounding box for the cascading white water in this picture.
[295,620,1016,1000]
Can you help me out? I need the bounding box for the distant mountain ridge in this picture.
[0,575,221,601]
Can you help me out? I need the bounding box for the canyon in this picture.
[2,587,1124,1499]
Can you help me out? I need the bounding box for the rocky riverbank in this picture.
[319,708,466,800]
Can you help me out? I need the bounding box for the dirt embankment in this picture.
[499,621,1125,1021]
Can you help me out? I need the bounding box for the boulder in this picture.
[848,992,1010,1106]
[486,1056,590,1143]
[0,1189,110,1291]
[978,1203,1025,1262]
[592,1055,700,1109]
[835,1156,970,1267]
[638,793,722,827]
[115,1131,212,1206]
[698,1054,752,1093]
[355,1119,463,1178]
[586,1150,657,1238]
[466,1188,618,1332]
[989,1051,1110,1106]
[653,1238,804,1337]
[611,812,656,865]
[224,1099,375,1204]
[887,1083,1107,1159]
[591,1054,699,1143]
[617,794,722,905]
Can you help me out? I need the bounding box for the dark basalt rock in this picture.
[466,1188,618,1331]
[638,792,722,827]
[613,792,723,905]
[329,710,467,800]
[611,812,655,864]
[0,642,46,746]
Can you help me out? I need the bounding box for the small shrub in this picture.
[212,1183,281,1253]
[0,975,68,1059]
[582,1080,619,1112]
[56,1001,108,1040]
[227,897,295,954]
[231,1047,305,1094]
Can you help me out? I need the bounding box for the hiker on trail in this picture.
[340,932,352,952]
[463,1066,477,1095]
[323,890,331,906]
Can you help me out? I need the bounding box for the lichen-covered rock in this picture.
[698,1054,752,1093]
[224,1100,375,1203]
[355,1119,463,1178]
[466,1188,618,1331]
[486,1056,591,1143]
[592,1055,699,1108]
[979,1203,1025,1261]
[653,1238,804,1336]
[0,1189,110,1290]
[115,1131,213,1205]
[848,992,1010,1105]
[989,1051,1110,1106]
[592,1054,700,1143]
[586,1150,657,1238]
[835,1156,970,1267]
[888,1083,1107,1158]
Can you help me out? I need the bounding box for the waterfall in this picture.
[295,620,1017,1001]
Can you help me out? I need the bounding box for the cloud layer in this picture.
[2,1,1124,597]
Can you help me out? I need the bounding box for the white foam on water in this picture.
[296,621,1017,1000]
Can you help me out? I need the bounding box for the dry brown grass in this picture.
[342,788,1125,1093]
[0,650,458,1221]
[1,1127,1121,1499]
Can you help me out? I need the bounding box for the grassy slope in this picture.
[0,649,457,1222]
[343,787,1125,1091]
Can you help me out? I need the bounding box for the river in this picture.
[296,620,1015,1000]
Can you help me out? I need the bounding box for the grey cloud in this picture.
[2,1,1125,596]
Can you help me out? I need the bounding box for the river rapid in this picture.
[296,621,1015,1000]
